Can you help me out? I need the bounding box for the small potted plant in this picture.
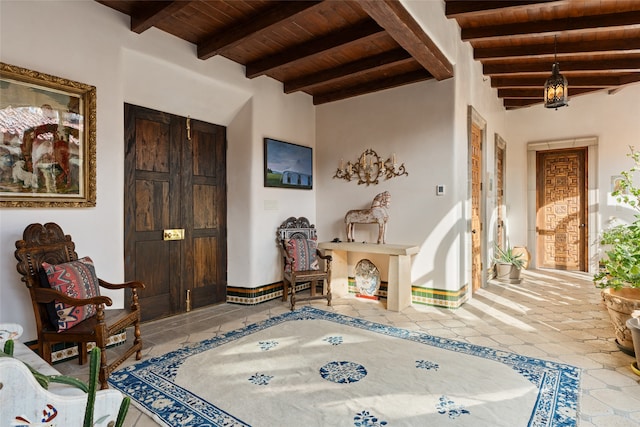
[594,146,640,367]
[493,244,525,283]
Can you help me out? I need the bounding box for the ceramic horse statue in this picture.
[345,191,390,244]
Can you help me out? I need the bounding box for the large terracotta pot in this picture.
[601,287,640,355]
[626,317,640,374]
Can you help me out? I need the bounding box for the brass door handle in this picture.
[163,229,185,241]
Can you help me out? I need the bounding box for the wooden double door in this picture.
[124,104,227,322]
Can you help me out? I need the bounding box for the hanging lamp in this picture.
[544,35,568,109]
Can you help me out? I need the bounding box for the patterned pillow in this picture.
[284,238,319,272]
[42,256,101,332]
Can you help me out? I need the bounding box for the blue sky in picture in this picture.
[267,139,312,175]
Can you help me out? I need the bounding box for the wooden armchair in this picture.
[277,217,331,310]
[14,222,144,389]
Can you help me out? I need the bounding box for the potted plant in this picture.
[627,312,640,375]
[594,146,640,366]
[493,244,525,283]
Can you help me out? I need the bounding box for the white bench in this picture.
[1,341,124,426]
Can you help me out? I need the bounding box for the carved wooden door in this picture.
[495,141,505,249]
[471,123,483,291]
[536,148,587,271]
[124,104,227,322]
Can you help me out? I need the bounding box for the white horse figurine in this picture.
[345,191,390,244]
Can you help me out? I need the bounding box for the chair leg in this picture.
[134,319,143,360]
[41,342,52,364]
[310,280,317,297]
[99,343,109,389]
[282,280,289,302]
[290,284,296,311]
[78,342,88,365]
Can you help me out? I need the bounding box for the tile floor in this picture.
[55,268,640,426]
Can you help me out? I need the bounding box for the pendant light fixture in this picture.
[544,35,568,109]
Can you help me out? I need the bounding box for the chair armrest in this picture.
[98,278,145,291]
[315,250,332,262]
[282,251,295,265]
[32,288,113,307]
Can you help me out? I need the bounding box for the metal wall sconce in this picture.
[333,148,408,186]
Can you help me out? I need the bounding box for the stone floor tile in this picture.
[591,415,640,427]
[578,393,615,417]
[465,336,500,348]
[589,388,640,412]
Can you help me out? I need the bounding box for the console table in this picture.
[317,242,419,311]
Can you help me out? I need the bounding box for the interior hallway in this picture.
[55,269,640,426]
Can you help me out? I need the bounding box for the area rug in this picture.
[109,306,580,427]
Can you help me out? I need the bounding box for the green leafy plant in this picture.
[493,244,525,270]
[594,146,640,290]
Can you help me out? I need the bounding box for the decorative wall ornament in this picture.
[345,191,390,244]
[333,148,407,186]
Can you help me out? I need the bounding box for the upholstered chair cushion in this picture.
[284,238,319,272]
[42,256,100,331]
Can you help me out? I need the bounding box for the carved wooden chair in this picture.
[277,217,332,310]
[14,222,144,389]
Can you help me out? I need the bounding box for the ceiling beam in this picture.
[491,74,636,88]
[484,58,640,75]
[313,69,433,105]
[461,11,640,41]
[497,87,601,99]
[358,0,453,80]
[130,1,192,34]
[503,87,602,108]
[445,0,561,19]
[474,37,640,60]
[197,1,323,60]
[284,49,414,94]
[619,73,640,85]
[245,20,386,79]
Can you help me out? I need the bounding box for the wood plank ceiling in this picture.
[96,0,640,109]
[96,0,453,105]
[446,0,640,109]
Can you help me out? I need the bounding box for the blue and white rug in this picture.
[109,307,580,427]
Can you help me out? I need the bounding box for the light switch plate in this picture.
[436,185,445,196]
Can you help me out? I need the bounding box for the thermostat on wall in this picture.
[436,185,445,196]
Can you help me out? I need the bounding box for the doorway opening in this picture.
[527,137,598,272]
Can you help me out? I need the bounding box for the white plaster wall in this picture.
[503,86,640,267]
[316,79,461,290]
[247,80,316,285]
[315,0,509,293]
[0,1,315,340]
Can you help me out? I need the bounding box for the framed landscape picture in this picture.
[264,138,313,189]
[0,62,96,207]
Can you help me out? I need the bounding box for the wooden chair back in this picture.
[277,217,331,310]
[14,222,144,389]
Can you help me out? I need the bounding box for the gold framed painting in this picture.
[0,62,96,207]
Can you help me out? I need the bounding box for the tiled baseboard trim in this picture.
[228,281,468,309]
[23,331,128,364]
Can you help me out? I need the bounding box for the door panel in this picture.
[536,148,587,271]
[471,123,483,291]
[125,104,226,322]
[183,119,227,309]
[495,141,505,249]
